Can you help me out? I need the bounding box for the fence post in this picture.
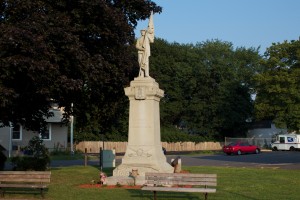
[84,148,87,167]
[100,147,103,171]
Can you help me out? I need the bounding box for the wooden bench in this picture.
[142,172,217,200]
[0,171,51,198]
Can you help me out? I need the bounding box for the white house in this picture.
[0,107,69,157]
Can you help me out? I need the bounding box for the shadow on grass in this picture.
[0,188,49,199]
[127,189,203,200]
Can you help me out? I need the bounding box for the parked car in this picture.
[223,142,260,155]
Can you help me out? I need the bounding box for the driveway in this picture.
[167,151,300,170]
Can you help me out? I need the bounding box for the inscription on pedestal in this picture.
[135,86,146,100]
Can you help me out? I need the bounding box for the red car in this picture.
[223,142,260,155]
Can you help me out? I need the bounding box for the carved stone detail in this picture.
[127,147,152,158]
[135,86,146,100]
[113,164,160,177]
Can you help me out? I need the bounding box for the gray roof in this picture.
[44,109,65,123]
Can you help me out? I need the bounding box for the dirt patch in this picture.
[180,170,190,173]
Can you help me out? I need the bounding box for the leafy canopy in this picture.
[254,39,300,132]
[0,0,161,132]
[151,39,262,139]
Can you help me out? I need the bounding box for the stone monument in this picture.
[106,12,173,185]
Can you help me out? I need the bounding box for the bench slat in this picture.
[0,178,50,183]
[142,172,217,200]
[146,180,216,183]
[0,171,51,175]
[0,174,51,177]
[0,171,51,183]
[145,172,216,178]
[146,181,217,186]
[145,172,217,187]
[142,186,216,193]
[0,171,51,198]
[146,177,216,181]
[0,184,48,189]
[0,176,50,183]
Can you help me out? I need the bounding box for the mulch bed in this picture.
[180,170,190,173]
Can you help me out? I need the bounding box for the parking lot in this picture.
[169,151,300,170]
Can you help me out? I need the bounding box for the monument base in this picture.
[106,162,173,185]
[105,176,135,186]
[113,160,173,176]
[106,76,173,185]
[105,175,146,186]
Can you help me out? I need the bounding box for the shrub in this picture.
[0,151,7,170]
[161,126,207,143]
[11,136,50,171]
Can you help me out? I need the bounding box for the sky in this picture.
[135,0,300,54]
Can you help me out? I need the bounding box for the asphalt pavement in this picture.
[171,151,300,170]
[51,151,300,170]
[4,151,300,170]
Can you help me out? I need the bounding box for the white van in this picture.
[271,134,300,151]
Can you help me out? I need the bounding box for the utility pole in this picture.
[70,103,74,155]
[8,122,12,158]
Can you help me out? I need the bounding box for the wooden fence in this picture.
[75,141,223,153]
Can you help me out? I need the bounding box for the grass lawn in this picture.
[2,165,300,199]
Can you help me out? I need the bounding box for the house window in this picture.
[12,124,22,140]
[40,124,51,140]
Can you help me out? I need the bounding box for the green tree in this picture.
[254,39,300,132]
[0,0,161,134]
[151,39,261,139]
